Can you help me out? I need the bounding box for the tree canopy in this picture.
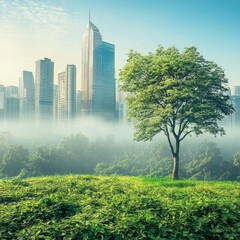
[120,46,234,179]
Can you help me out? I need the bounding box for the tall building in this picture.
[76,90,82,117]
[4,97,19,120]
[5,86,19,120]
[232,86,240,96]
[58,72,67,122]
[219,87,233,128]
[0,85,20,121]
[81,19,116,119]
[19,71,35,120]
[66,64,76,120]
[6,86,18,98]
[57,65,76,122]
[35,58,54,121]
[232,96,240,127]
[0,85,5,120]
[53,84,58,121]
[118,91,131,124]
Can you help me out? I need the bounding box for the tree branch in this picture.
[151,94,164,108]
[179,120,189,136]
[165,126,175,155]
[179,130,194,141]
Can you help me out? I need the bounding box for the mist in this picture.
[0,117,134,147]
[0,118,239,180]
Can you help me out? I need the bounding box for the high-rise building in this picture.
[4,86,19,120]
[66,64,76,120]
[19,71,35,120]
[6,86,18,98]
[219,88,232,128]
[232,96,240,127]
[0,85,5,120]
[118,91,131,124]
[233,86,240,96]
[58,72,67,122]
[57,65,76,122]
[53,84,58,121]
[231,86,240,127]
[4,97,19,120]
[81,19,116,119]
[35,58,54,121]
[0,85,20,121]
[76,90,82,117]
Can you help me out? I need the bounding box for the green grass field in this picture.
[1,175,240,239]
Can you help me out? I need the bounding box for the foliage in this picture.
[233,153,240,168]
[185,142,228,180]
[0,131,239,181]
[120,46,234,179]
[1,146,29,178]
[0,175,240,239]
[0,132,13,170]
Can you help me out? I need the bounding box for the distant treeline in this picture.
[0,132,239,180]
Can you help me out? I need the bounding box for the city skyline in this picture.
[0,0,240,89]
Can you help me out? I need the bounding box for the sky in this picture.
[0,0,239,90]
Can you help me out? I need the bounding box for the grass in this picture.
[0,175,240,239]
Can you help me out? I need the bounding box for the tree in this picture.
[120,46,234,180]
[185,141,229,180]
[29,146,62,176]
[233,152,240,168]
[0,146,29,177]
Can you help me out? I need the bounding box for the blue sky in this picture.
[0,0,239,89]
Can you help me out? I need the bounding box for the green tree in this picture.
[120,46,234,180]
[29,146,64,176]
[233,152,240,168]
[0,146,29,177]
[185,141,228,180]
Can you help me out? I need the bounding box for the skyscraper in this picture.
[6,86,18,98]
[233,86,240,96]
[76,90,82,117]
[35,58,54,121]
[231,95,240,127]
[81,19,116,119]
[66,64,76,119]
[5,86,19,120]
[19,71,35,120]
[58,72,67,122]
[0,85,5,120]
[57,65,76,122]
[53,84,58,121]
[4,97,19,120]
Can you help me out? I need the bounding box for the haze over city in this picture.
[0,0,240,89]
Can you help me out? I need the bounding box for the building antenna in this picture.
[89,10,91,23]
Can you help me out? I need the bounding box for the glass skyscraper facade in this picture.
[35,58,54,121]
[19,71,35,120]
[58,71,67,122]
[67,64,76,119]
[81,20,115,119]
[57,64,76,122]
[0,85,5,120]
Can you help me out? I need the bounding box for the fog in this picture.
[0,118,239,180]
[0,117,134,146]
[0,118,240,159]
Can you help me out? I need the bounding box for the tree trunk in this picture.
[172,153,179,180]
[172,139,180,180]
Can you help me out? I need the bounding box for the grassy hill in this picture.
[0,175,240,239]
